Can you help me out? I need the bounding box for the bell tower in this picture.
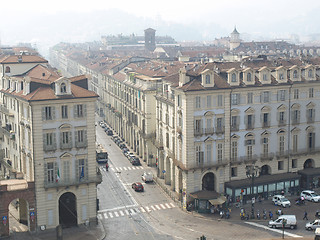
[144,28,156,52]
[230,26,241,50]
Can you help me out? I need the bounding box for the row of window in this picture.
[45,158,88,184]
[43,130,87,151]
[194,88,315,109]
[42,104,86,121]
[195,131,315,165]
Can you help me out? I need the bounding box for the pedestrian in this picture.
[269,210,273,220]
[106,163,109,171]
[303,210,308,220]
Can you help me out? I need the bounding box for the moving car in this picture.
[272,195,291,208]
[132,182,144,192]
[268,215,297,229]
[301,190,320,202]
[131,157,140,166]
[306,219,320,230]
[142,172,153,183]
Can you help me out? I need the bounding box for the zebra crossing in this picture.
[98,202,176,220]
[110,166,144,172]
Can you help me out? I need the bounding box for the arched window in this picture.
[60,83,67,93]
[293,70,298,78]
[308,69,313,78]
[231,73,236,82]
[247,73,252,82]
[5,66,10,73]
[205,74,211,84]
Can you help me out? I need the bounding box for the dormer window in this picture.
[247,73,252,82]
[231,73,236,82]
[5,66,10,73]
[293,70,298,78]
[205,74,211,84]
[263,74,268,81]
[279,73,284,80]
[61,83,67,93]
[308,69,313,78]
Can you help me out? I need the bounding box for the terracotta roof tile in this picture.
[0,55,48,64]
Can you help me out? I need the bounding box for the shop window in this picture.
[278,161,284,170]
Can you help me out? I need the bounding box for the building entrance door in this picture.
[59,192,77,228]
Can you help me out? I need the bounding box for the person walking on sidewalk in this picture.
[303,210,308,220]
[106,163,109,171]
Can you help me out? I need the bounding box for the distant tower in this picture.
[230,26,241,50]
[144,28,156,52]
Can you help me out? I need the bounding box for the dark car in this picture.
[119,143,126,149]
[122,148,129,155]
[107,130,113,136]
[131,157,140,166]
[132,182,144,192]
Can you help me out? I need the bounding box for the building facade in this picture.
[0,52,100,235]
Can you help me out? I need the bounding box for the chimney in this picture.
[179,67,189,87]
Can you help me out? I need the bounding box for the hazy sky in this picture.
[1,0,320,54]
[6,0,319,24]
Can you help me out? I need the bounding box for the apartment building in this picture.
[0,52,100,236]
[156,57,320,210]
[50,43,320,212]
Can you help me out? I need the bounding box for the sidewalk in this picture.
[5,219,106,240]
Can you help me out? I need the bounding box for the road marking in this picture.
[140,207,146,213]
[134,208,140,213]
[109,212,114,218]
[114,211,119,217]
[123,167,127,171]
[245,222,303,238]
[119,210,124,216]
[111,168,115,172]
[145,206,151,212]
[103,213,108,219]
[130,209,136,215]
[160,204,166,209]
[132,166,136,170]
[125,210,130,215]
[150,205,156,211]
[165,203,171,208]
[98,204,138,213]
[155,205,161,210]
[127,167,132,170]
[115,167,120,171]
[170,203,175,208]
[138,166,143,169]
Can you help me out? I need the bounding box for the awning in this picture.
[189,190,220,200]
[209,196,227,205]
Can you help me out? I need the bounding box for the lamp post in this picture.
[246,164,260,219]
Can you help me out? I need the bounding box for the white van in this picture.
[142,172,153,183]
[268,215,297,229]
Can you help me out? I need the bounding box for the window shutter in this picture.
[75,130,78,146]
[52,133,56,150]
[277,111,279,121]
[244,140,247,146]
[252,115,255,126]
[85,159,88,180]
[237,94,240,105]
[42,107,46,121]
[244,115,248,125]
[52,106,56,120]
[260,93,262,103]
[54,162,57,182]
[84,130,87,146]
[43,133,47,149]
[60,132,63,148]
[298,110,300,121]
[44,162,48,184]
[75,159,79,181]
[83,104,87,117]
[252,139,255,145]
[222,118,225,127]
[236,116,240,125]
[73,105,77,118]
[68,131,72,148]
[277,91,279,101]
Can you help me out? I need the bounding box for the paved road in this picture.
[96,121,319,240]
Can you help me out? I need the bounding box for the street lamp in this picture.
[246,164,260,219]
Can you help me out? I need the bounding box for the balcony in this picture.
[189,158,227,169]
[177,126,182,134]
[262,122,270,128]
[240,154,259,163]
[290,147,320,156]
[44,167,102,189]
[260,152,274,161]
[154,139,164,150]
[246,124,254,130]
[204,128,214,135]
[230,125,239,132]
[276,150,289,159]
[278,120,286,127]
[215,127,224,134]
[194,129,203,137]
[307,117,315,124]
[0,104,9,114]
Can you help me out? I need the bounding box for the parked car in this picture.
[127,152,135,160]
[131,157,141,166]
[119,143,126,149]
[111,136,119,141]
[268,215,297,229]
[301,190,320,202]
[107,130,113,136]
[142,172,153,183]
[272,195,291,208]
[306,219,320,230]
[122,148,129,155]
[132,182,144,192]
